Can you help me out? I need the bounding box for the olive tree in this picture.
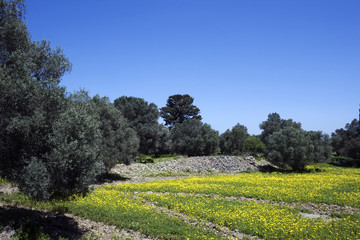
[0,0,71,179]
[259,113,301,144]
[266,127,314,171]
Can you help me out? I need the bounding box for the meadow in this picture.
[1,163,360,239]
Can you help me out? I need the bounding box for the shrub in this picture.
[136,154,155,164]
[243,135,265,155]
[42,91,106,198]
[19,158,51,201]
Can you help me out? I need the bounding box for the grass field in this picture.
[1,163,360,239]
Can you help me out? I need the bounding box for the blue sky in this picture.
[26,0,360,135]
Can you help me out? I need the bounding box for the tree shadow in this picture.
[256,164,324,174]
[0,206,84,239]
[96,172,130,184]
[257,164,283,173]
[329,158,360,168]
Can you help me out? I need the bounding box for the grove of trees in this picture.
[1,0,359,200]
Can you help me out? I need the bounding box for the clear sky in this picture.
[25,0,360,135]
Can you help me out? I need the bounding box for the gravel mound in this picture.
[112,156,264,178]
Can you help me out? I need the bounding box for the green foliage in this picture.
[307,131,332,162]
[160,94,202,128]
[260,113,332,170]
[114,96,168,155]
[12,222,51,240]
[266,127,314,171]
[43,91,106,198]
[243,135,265,155]
[136,154,155,164]
[331,119,360,160]
[172,119,219,156]
[19,157,51,201]
[0,0,70,180]
[219,124,249,155]
[93,95,139,167]
[259,113,301,144]
[330,155,360,167]
[0,178,9,185]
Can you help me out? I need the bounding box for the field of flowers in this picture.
[1,164,360,239]
[110,164,360,208]
[140,193,360,239]
[63,164,359,239]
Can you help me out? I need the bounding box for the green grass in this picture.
[0,177,9,185]
[136,153,185,164]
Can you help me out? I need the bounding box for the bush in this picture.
[136,154,155,164]
[243,136,265,155]
[42,92,106,198]
[19,157,51,201]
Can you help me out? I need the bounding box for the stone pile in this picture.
[112,156,262,178]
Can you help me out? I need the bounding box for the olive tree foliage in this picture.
[42,91,106,198]
[0,1,117,200]
[219,124,249,155]
[19,157,51,201]
[172,119,219,156]
[114,96,170,155]
[17,91,106,199]
[92,95,139,167]
[266,127,315,171]
[259,113,301,144]
[0,0,71,178]
[332,119,360,160]
[160,94,202,129]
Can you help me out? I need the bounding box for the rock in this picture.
[0,226,16,240]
